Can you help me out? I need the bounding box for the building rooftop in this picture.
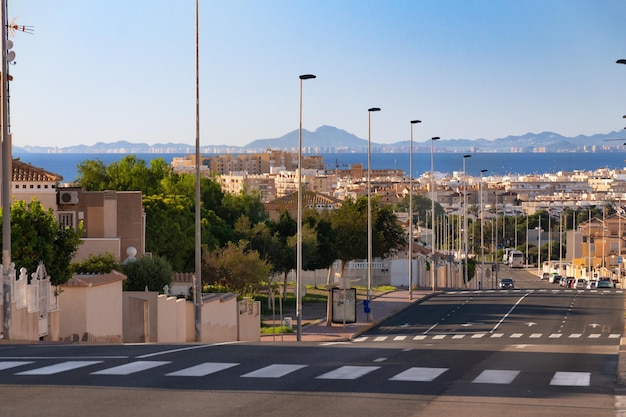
[13,159,63,182]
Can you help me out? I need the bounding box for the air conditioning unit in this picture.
[58,191,79,205]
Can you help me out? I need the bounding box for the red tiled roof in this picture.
[265,191,341,211]
[12,159,63,182]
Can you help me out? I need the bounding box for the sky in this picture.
[7,0,626,148]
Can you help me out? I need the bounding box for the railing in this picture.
[1,263,52,338]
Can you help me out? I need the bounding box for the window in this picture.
[58,212,76,229]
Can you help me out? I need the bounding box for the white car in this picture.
[586,280,597,289]
[575,279,587,289]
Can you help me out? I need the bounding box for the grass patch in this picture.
[260,324,294,335]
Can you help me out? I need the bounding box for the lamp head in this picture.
[368,107,381,112]
[431,136,440,141]
[299,74,316,80]
[410,120,421,124]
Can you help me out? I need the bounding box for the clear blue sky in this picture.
[8,0,626,148]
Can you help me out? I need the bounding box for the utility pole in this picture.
[1,0,11,339]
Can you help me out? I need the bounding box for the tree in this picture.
[2,199,83,285]
[143,194,195,272]
[202,241,271,296]
[72,252,120,274]
[331,196,406,275]
[123,255,173,292]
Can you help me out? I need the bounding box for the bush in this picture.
[123,255,173,292]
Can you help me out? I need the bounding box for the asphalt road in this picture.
[0,265,623,417]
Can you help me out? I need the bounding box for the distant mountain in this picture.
[12,127,624,154]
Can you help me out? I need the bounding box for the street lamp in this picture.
[367,107,381,321]
[430,137,440,291]
[296,73,316,341]
[408,120,421,300]
[462,154,471,286]
[480,169,488,288]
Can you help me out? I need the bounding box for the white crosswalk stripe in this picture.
[473,370,520,384]
[0,361,33,371]
[166,362,239,377]
[316,365,380,380]
[17,361,102,375]
[91,360,170,375]
[241,364,307,378]
[389,367,448,382]
[550,371,590,386]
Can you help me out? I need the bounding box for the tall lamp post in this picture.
[430,136,440,291]
[462,154,471,286]
[408,120,421,300]
[367,107,381,321]
[193,0,202,342]
[480,169,488,288]
[296,74,316,341]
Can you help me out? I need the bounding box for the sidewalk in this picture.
[260,289,436,342]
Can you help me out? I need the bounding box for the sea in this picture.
[13,151,626,184]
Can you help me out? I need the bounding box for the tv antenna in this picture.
[8,17,34,36]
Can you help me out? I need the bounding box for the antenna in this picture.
[8,18,34,36]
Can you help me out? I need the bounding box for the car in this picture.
[549,274,562,284]
[575,279,586,289]
[540,272,550,280]
[597,280,614,288]
[500,277,515,289]
[586,280,598,289]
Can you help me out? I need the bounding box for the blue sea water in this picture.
[14,151,626,183]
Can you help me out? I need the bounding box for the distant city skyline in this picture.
[8,0,626,148]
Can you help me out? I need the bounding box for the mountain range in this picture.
[13,125,624,154]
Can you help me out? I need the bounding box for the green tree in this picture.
[72,252,120,274]
[143,194,195,272]
[2,199,83,285]
[123,255,173,291]
[331,196,406,275]
[77,155,170,194]
[202,241,271,296]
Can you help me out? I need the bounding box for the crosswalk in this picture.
[353,332,622,343]
[0,359,597,387]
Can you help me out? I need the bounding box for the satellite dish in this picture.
[6,51,15,63]
[6,40,12,49]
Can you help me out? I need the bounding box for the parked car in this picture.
[540,272,550,280]
[597,280,614,288]
[575,279,587,289]
[586,280,598,289]
[549,274,562,284]
[500,277,515,289]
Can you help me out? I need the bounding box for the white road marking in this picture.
[374,336,388,342]
[413,335,427,340]
[389,367,448,382]
[550,371,590,386]
[17,361,102,375]
[241,364,307,378]
[316,365,380,380]
[510,333,523,338]
[549,333,563,338]
[166,362,239,377]
[91,361,170,375]
[393,335,407,341]
[452,334,465,339]
[472,370,520,384]
[0,361,33,371]
[529,333,542,338]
